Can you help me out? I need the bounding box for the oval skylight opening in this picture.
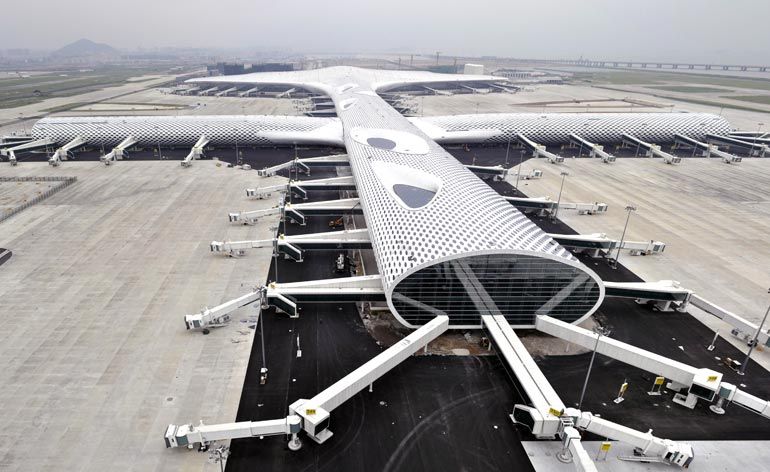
[350,127,430,155]
[370,161,442,210]
[367,137,397,150]
[392,184,437,208]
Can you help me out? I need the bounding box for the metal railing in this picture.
[0,176,77,223]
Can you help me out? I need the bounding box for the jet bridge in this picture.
[101,136,137,165]
[504,196,608,217]
[228,198,363,225]
[256,154,350,177]
[181,135,209,167]
[210,229,662,261]
[536,315,770,419]
[550,232,665,258]
[568,134,616,163]
[184,287,264,330]
[277,88,297,98]
[215,87,237,97]
[264,176,356,200]
[210,228,371,259]
[465,164,508,181]
[48,136,87,166]
[603,280,692,311]
[482,315,694,469]
[238,86,259,97]
[690,294,770,347]
[167,315,448,450]
[674,134,741,163]
[621,134,681,164]
[1,138,57,165]
[198,87,219,96]
[706,134,768,157]
[517,134,564,163]
[422,86,453,96]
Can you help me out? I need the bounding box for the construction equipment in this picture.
[329,216,344,229]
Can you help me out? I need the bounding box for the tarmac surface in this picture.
[1,146,768,472]
[0,160,283,472]
[224,147,770,471]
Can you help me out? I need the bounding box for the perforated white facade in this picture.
[31,115,343,147]
[190,67,606,328]
[414,112,731,145]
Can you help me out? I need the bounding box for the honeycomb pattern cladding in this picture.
[421,112,731,145]
[31,115,342,147]
[328,80,576,291]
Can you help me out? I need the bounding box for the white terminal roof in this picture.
[189,67,602,325]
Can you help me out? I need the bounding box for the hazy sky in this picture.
[5,0,770,63]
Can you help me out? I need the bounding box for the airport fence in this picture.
[0,176,78,224]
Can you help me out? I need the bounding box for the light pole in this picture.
[613,205,637,269]
[233,129,240,165]
[577,326,611,410]
[515,149,524,191]
[552,171,569,221]
[504,135,511,166]
[738,288,770,376]
[753,123,764,155]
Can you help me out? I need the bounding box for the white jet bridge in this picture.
[166,315,449,449]
[550,232,666,258]
[100,136,137,165]
[256,154,350,177]
[535,315,770,418]
[504,196,608,217]
[568,134,616,163]
[1,138,57,165]
[48,136,86,166]
[482,315,694,470]
[229,198,363,226]
[255,176,356,200]
[181,135,210,167]
[673,134,742,163]
[209,229,664,261]
[706,134,768,157]
[517,133,565,163]
[622,134,681,164]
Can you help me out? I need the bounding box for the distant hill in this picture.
[52,39,119,58]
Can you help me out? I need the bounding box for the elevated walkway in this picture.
[167,316,448,449]
[181,135,210,167]
[706,134,768,157]
[49,136,87,166]
[1,138,56,165]
[517,133,564,163]
[504,196,607,216]
[568,134,615,163]
[101,136,137,165]
[621,134,680,164]
[228,198,363,225]
[674,134,741,163]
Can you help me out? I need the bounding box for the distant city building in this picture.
[208,62,295,76]
[463,63,485,75]
[492,68,567,84]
